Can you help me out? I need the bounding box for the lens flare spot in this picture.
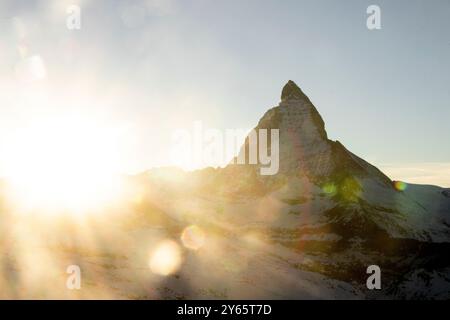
[181,225,206,250]
[340,177,362,202]
[394,181,408,191]
[149,240,182,276]
[322,183,337,196]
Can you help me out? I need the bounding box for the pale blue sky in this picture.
[0,0,449,185]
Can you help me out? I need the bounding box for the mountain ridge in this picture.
[123,80,450,299]
[1,80,449,299]
[143,80,450,244]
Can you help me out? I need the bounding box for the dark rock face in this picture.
[231,80,392,186]
[142,80,450,299]
[281,80,308,101]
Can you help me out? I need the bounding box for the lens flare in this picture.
[394,181,408,191]
[181,225,206,250]
[149,240,182,276]
[322,183,337,196]
[340,177,362,202]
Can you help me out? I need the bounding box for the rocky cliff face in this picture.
[1,81,449,299]
[228,81,391,187]
[201,81,450,299]
[141,80,450,299]
[218,81,450,242]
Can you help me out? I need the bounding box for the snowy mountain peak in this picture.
[239,81,391,186]
[140,80,450,299]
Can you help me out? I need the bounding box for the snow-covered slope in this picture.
[212,81,450,244]
[122,81,450,298]
[138,80,450,299]
[1,81,448,299]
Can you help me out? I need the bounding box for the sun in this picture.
[1,114,128,216]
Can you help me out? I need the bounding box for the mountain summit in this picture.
[281,80,309,101]
[232,80,391,186]
[141,80,450,299]
[221,80,450,243]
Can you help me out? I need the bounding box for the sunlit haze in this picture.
[0,0,449,302]
[1,0,449,188]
